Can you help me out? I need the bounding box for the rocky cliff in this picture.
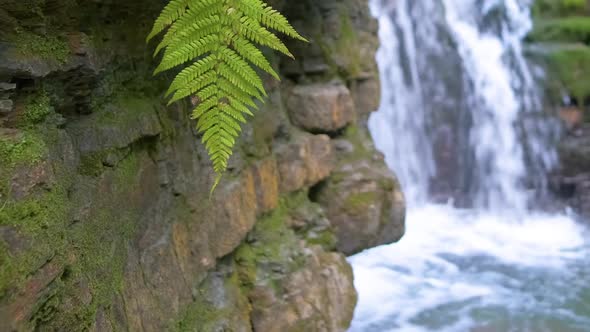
[0,0,405,331]
[528,0,590,217]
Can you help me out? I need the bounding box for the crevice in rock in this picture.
[308,180,328,203]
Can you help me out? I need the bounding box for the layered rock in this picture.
[0,0,405,331]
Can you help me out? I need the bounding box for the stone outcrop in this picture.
[314,128,406,255]
[552,124,590,217]
[0,0,405,331]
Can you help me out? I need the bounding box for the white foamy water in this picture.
[349,205,590,331]
[350,0,590,331]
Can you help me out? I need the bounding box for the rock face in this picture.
[315,128,406,255]
[552,124,590,217]
[0,0,405,331]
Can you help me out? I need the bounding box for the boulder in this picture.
[287,83,355,133]
[276,133,335,193]
[314,129,406,255]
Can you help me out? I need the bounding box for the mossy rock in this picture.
[10,31,70,64]
[533,0,590,17]
[529,16,590,44]
[547,44,590,104]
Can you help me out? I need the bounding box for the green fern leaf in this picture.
[146,0,188,42]
[149,0,307,192]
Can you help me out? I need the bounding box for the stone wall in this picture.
[0,0,405,331]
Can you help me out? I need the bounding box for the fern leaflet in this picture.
[148,0,306,193]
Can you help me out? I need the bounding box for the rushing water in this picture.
[349,0,590,331]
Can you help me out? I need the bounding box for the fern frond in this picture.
[147,0,188,42]
[166,55,217,96]
[236,16,293,57]
[154,0,221,54]
[149,0,307,192]
[233,0,307,41]
[231,37,279,79]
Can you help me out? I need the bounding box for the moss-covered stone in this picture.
[529,0,590,105]
[548,45,590,104]
[0,130,46,168]
[533,0,589,17]
[21,90,54,125]
[234,195,306,289]
[11,31,70,63]
[529,16,590,43]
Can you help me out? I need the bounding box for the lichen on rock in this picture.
[0,0,405,330]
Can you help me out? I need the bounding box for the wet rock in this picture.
[553,124,590,217]
[315,129,406,255]
[249,247,356,332]
[233,201,356,332]
[276,133,335,193]
[287,83,355,133]
[350,77,380,116]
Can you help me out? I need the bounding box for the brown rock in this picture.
[350,77,380,116]
[0,260,63,331]
[249,247,357,332]
[315,130,406,255]
[251,158,280,213]
[287,83,355,133]
[10,160,55,200]
[277,133,335,193]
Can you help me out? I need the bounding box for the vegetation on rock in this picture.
[530,0,590,106]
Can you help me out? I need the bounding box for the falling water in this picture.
[349,0,590,331]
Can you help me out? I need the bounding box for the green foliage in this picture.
[0,131,46,167]
[533,0,589,16]
[22,90,53,124]
[530,0,590,104]
[13,32,70,63]
[548,45,590,103]
[529,16,590,43]
[148,0,306,191]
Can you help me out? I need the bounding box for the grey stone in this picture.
[0,99,13,113]
[0,83,16,91]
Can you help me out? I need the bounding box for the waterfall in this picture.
[367,0,558,211]
[350,0,590,331]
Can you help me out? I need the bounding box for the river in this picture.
[349,0,590,331]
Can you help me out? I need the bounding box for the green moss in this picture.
[530,16,590,43]
[312,5,362,79]
[0,184,70,300]
[548,45,590,104]
[0,131,46,168]
[233,194,308,290]
[22,90,54,125]
[344,192,378,215]
[533,0,589,17]
[336,7,361,77]
[77,148,128,177]
[13,31,70,63]
[305,230,337,249]
[171,264,252,332]
[173,297,223,332]
[0,139,146,329]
